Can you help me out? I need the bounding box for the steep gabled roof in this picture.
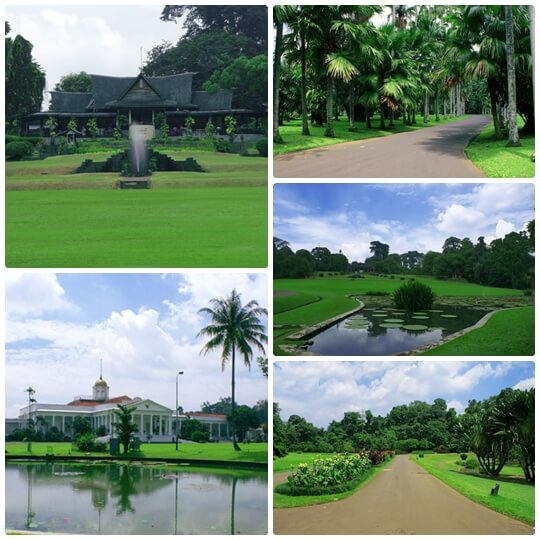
[50,91,92,113]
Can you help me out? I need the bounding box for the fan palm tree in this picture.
[505,6,520,146]
[198,289,267,451]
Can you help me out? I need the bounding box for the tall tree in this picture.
[504,6,520,146]
[198,289,267,451]
[112,404,138,454]
[54,71,92,93]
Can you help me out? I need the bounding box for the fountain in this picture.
[117,124,152,188]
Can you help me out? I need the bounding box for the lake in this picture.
[5,461,267,534]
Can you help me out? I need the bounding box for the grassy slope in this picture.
[274,114,468,155]
[5,441,268,464]
[421,306,534,356]
[465,118,535,178]
[6,151,267,267]
[413,454,534,525]
[273,453,394,508]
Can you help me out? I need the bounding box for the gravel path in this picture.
[274,115,489,178]
[274,455,533,535]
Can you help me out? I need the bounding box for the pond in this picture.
[306,304,490,355]
[5,461,267,535]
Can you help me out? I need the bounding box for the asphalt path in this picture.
[274,455,534,535]
[274,115,490,178]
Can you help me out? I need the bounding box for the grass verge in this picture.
[274,115,467,155]
[273,453,394,508]
[465,119,535,178]
[413,453,534,525]
[421,306,534,356]
[5,441,268,464]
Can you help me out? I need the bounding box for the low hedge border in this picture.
[274,466,374,496]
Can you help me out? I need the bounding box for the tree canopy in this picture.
[54,71,92,93]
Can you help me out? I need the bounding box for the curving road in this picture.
[274,455,533,535]
[274,115,490,178]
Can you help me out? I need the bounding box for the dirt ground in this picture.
[274,455,534,535]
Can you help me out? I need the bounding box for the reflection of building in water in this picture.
[8,374,230,442]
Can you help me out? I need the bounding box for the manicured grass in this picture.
[465,118,535,178]
[5,441,268,464]
[273,275,530,354]
[274,115,467,155]
[5,151,267,267]
[273,453,394,508]
[273,452,329,473]
[413,453,534,525]
[274,292,322,315]
[421,306,534,356]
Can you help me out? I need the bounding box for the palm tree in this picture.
[505,6,520,146]
[112,404,138,454]
[198,289,267,451]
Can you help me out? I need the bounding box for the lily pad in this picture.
[413,312,429,316]
[427,309,444,313]
[384,318,404,323]
[440,314,458,318]
[372,313,388,317]
[412,315,430,320]
[379,322,404,328]
[402,324,429,331]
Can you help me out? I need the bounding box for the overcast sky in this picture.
[5,272,268,419]
[274,361,535,428]
[6,5,187,99]
[274,183,535,262]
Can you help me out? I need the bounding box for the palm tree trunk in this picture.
[435,88,440,121]
[365,107,371,128]
[348,81,356,131]
[273,20,284,143]
[505,6,520,146]
[324,76,335,137]
[530,6,535,102]
[487,77,503,139]
[380,103,385,129]
[300,35,310,136]
[231,347,241,451]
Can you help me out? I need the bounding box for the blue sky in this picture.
[274,361,535,428]
[5,272,268,419]
[274,183,535,262]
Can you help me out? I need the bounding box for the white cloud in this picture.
[6,273,74,317]
[513,377,535,390]
[274,361,512,427]
[435,204,486,234]
[495,219,515,238]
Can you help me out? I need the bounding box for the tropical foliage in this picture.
[274,5,534,144]
[392,281,435,311]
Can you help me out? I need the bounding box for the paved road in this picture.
[274,115,489,178]
[274,455,533,535]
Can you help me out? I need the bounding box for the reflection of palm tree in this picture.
[110,465,139,515]
[25,465,35,530]
[198,289,267,451]
[230,476,237,535]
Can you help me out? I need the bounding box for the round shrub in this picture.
[255,137,268,157]
[460,453,468,461]
[392,281,435,311]
[191,430,209,443]
[465,457,479,470]
[6,141,33,161]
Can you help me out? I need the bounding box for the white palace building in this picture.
[7,375,230,442]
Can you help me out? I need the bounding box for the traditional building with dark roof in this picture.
[24,72,262,137]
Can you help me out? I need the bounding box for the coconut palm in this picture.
[198,289,267,451]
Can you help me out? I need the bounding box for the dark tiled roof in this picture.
[90,75,134,110]
[192,90,233,111]
[147,73,195,108]
[50,91,92,113]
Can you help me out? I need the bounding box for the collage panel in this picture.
[273,5,534,179]
[273,360,535,535]
[273,182,534,357]
[5,5,268,269]
[5,272,269,534]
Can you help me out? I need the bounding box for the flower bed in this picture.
[275,453,374,496]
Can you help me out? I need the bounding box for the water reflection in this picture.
[6,462,267,535]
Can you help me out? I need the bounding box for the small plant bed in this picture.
[413,453,534,525]
[274,452,393,508]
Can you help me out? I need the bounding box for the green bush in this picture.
[255,137,268,157]
[74,433,107,452]
[213,138,232,153]
[6,135,42,147]
[364,290,391,296]
[6,141,33,160]
[392,281,435,311]
[465,457,479,469]
[460,453,468,461]
[191,430,209,443]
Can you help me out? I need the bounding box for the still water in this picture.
[5,461,267,535]
[306,304,488,355]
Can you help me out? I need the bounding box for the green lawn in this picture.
[421,306,534,356]
[273,275,531,354]
[273,452,393,508]
[6,151,267,267]
[465,119,535,178]
[5,441,268,464]
[274,114,467,155]
[414,453,534,525]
